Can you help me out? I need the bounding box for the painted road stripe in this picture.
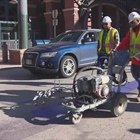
[114,80,138,93]
[33,102,67,118]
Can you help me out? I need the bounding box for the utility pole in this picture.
[18,0,28,49]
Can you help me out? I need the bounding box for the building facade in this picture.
[44,0,140,40]
[0,0,140,41]
[0,0,46,43]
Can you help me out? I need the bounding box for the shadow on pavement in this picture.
[1,87,140,126]
[0,89,35,106]
[0,67,63,80]
[1,89,73,125]
[126,101,140,112]
[128,129,140,135]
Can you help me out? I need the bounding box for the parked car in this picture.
[22,29,100,78]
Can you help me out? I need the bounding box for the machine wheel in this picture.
[70,112,83,124]
[112,71,127,85]
[110,93,128,117]
[59,55,77,78]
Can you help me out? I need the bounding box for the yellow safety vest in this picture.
[98,28,117,54]
[130,28,140,60]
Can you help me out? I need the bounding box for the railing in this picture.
[0,40,18,50]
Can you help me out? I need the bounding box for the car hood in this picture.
[26,42,75,52]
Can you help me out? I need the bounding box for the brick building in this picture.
[44,0,140,40]
[1,0,140,41]
[0,0,46,42]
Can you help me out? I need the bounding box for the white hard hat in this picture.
[102,16,112,23]
[128,12,140,23]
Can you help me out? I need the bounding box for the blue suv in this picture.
[22,29,100,78]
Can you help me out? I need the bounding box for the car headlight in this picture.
[40,52,57,58]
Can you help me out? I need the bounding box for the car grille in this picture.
[23,52,38,67]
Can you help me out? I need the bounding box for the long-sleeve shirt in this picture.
[117,24,140,66]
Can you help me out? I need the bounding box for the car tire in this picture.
[59,55,77,78]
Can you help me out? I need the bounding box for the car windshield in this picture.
[50,31,83,43]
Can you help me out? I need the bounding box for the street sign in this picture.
[52,9,58,19]
[52,19,58,26]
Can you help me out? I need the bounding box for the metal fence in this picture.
[0,21,18,50]
[0,40,18,50]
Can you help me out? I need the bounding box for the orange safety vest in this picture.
[130,28,140,60]
[98,28,117,54]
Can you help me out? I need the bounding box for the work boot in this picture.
[137,92,140,102]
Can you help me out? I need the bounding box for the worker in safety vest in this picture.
[97,16,120,68]
[116,11,140,102]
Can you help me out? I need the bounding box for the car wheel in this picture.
[60,55,77,78]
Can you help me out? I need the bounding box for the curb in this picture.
[0,65,22,70]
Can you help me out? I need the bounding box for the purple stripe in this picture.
[113,81,138,92]
[33,102,67,118]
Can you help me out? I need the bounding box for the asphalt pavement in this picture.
[0,59,139,140]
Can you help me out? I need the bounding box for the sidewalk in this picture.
[0,50,21,69]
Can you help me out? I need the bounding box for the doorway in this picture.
[85,4,129,40]
[0,21,18,49]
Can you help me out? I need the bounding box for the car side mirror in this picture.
[81,39,85,44]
